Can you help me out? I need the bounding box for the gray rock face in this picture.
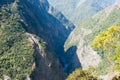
[2,75,11,80]
[64,28,101,69]
[76,28,101,69]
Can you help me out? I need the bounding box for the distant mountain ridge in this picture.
[48,0,115,25]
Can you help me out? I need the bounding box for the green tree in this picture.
[66,68,97,80]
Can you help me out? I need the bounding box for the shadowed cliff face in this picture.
[27,34,65,80]
[64,46,81,73]
[19,0,72,47]
[0,0,15,7]
[18,0,81,75]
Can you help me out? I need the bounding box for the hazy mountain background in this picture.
[48,0,116,25]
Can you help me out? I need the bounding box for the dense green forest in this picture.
[0,2,35,79]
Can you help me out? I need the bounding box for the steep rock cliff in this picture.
[20,0,80,74]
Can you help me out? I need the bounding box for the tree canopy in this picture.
[92,26,120,70]
[66,68,97,80]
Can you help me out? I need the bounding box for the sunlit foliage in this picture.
[66,68,97,80]
[92,26,120,70]
[0,2,34,79]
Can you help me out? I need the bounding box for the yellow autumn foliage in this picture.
[92,25,120,70]
[92,26,120,51]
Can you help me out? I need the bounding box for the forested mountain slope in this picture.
[0,0,77,79]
